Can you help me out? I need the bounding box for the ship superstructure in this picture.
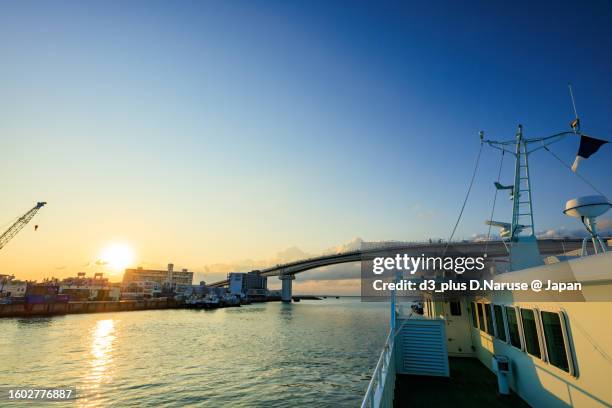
[362,120,611,407]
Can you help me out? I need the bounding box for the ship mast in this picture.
[483,126,571,271]
[511,125,536,239]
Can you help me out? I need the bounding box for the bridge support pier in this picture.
[279,274,295,302]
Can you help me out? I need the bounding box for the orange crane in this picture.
[0,202,46,252]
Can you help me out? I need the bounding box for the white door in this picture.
[443,299,473,356]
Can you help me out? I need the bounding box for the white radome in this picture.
[564,195,611,218]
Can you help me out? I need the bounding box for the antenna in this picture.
[568,83,580,131]
[564,195,610,255]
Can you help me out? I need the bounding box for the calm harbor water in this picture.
[0,298,389,407]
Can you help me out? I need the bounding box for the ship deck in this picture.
[394,357,530,407]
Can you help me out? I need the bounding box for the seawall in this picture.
[0,299,179,318]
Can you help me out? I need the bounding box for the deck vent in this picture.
[396,318,449,377]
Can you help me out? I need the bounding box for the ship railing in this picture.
[361,329,396,408]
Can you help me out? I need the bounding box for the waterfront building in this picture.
[182,281,208,298]
[59,272,120,301]
[0,274,28,299]
[209,286,227,298]
[121,280,162,299]
[123,263,194,289]
[228,271,268,301]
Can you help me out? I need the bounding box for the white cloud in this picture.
[469,217,612,241]
[535,218,612,239]
[196,237,365,284]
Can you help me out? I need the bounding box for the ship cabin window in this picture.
[484,304,494,336]
[471,302,478,328]
[520,308,542,358]
[541,311,570,373]
[505,306,522,349]
[477,303,485,331]
[449,301,461,316]
[493,304,507,342]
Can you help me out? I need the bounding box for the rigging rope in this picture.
[444,142,484,254]
[543,145,607,196]
[484,150,507,255]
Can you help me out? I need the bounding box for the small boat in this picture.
[202,293,220,309]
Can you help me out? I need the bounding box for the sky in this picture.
[1,0,611,294]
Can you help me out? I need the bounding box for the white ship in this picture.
[362,121,611,407]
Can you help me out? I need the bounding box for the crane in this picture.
[0,202,47,252]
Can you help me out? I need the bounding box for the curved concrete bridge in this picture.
[208,239,583,301]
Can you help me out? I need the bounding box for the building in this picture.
[228,273,244,296]
[121,280,162,299]
[228,271,268,301]
[182,281,208,298]
[24,280,62,303]
[209,286,228,298]
[0,274,28,299]
[59,272,120,301]
[123,263,194,289]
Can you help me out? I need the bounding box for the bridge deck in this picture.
[208,239,583,287]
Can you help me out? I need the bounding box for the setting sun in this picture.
[99,243,135,271]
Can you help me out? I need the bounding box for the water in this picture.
[0,298,389,407]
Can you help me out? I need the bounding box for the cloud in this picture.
[295,263,361,281]
[469,217,612,240]
[322,237,363,254]
[290,278,361,296]
[598,218,612,231]
[197,237,366,283]
[275,246,311,262]
[471,232,500,241]
[535,218,612,239]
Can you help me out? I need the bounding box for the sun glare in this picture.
[99,243,135,271]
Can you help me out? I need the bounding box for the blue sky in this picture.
[1,1,611,284]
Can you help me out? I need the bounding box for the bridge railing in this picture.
[261,241,447,272]
[210,238,583,285]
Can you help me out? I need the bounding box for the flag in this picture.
[571,134,608,172]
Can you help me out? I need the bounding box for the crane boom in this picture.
[0,202,47,251]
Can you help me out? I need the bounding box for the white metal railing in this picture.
[361,330,396,408]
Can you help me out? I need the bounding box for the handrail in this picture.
[361,329,396,408]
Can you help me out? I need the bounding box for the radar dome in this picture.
[564,195,611,218]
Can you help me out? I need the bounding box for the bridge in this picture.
[208,239,583,302]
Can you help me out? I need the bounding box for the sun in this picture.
[99,243,135,271]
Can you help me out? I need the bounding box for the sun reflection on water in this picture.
[87,319,116,388]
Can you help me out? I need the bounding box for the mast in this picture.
[511,125,535,239]
[508,126,542,270]
[483,126,573,271]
